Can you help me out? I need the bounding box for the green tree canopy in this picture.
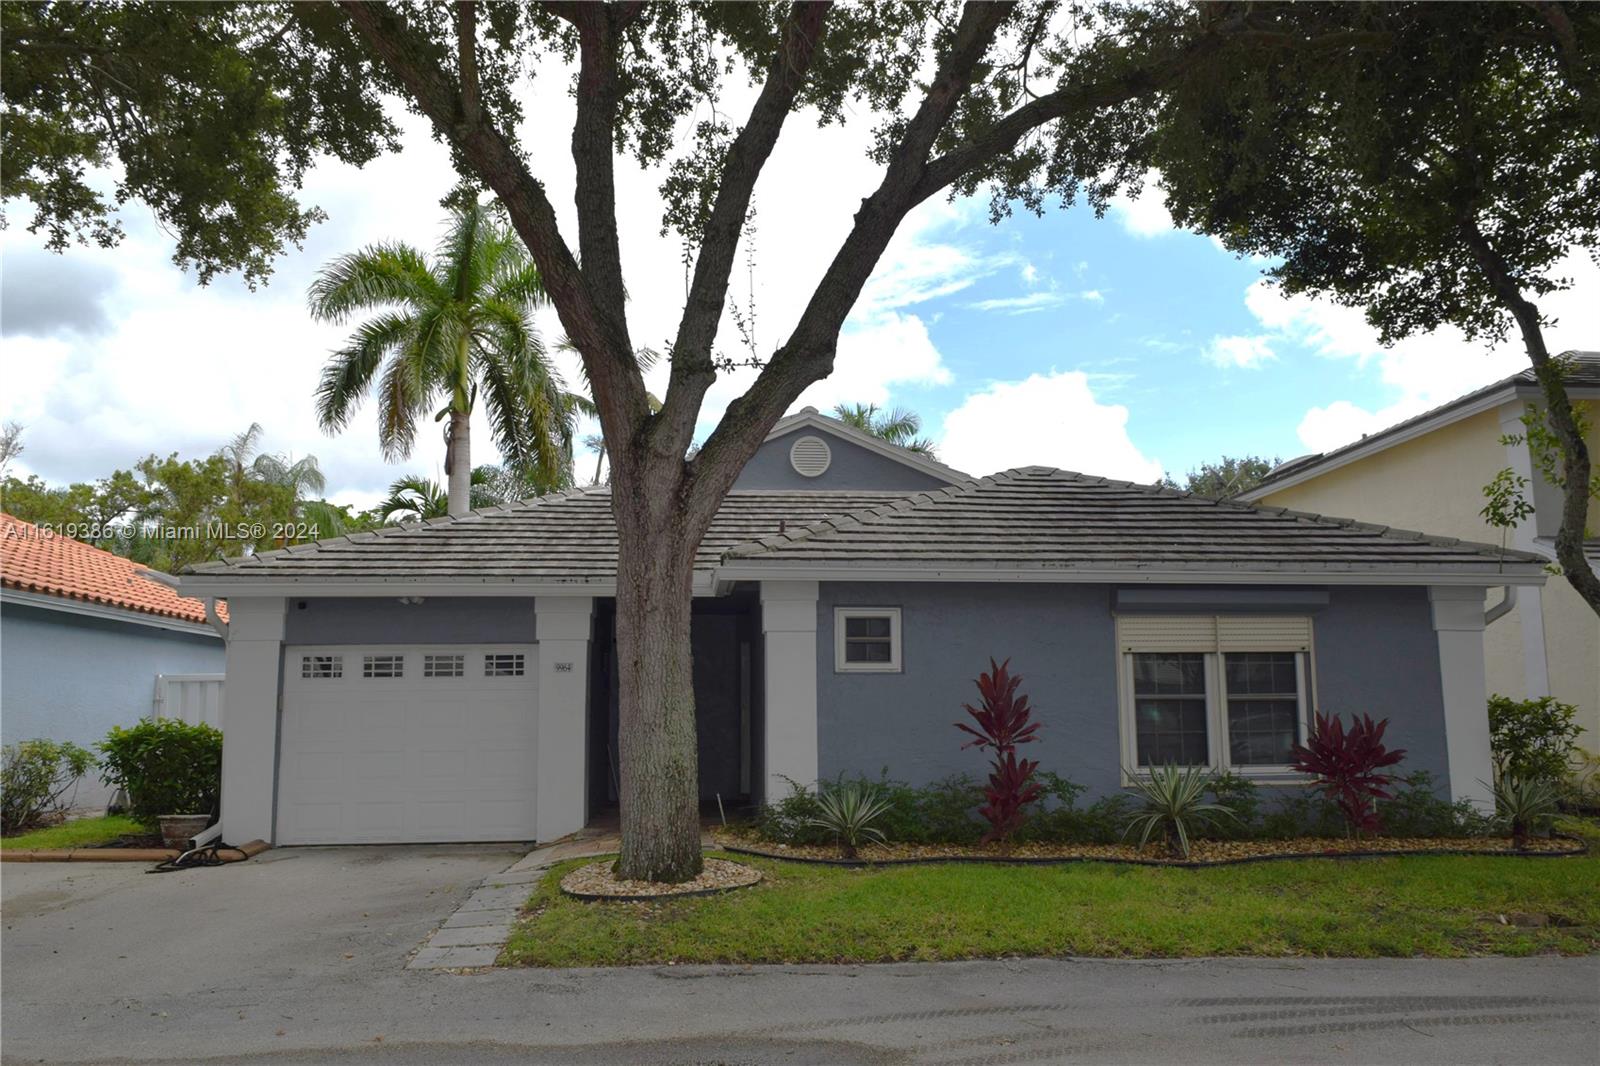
[1149,1,1600,612]
[1162,455,1278,501]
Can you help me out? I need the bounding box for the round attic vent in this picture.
[789,435,832,478]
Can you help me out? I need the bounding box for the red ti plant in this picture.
[957,658,1043,844]
[1289,712,1408,836]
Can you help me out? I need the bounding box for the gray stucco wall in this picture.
[733,427,952,492]
[283,596,538,645]
[814,582,1451,799]
[1,602,224,807]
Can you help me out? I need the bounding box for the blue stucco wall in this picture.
[734,427,953,492]
[1,602,224,807]
[283,596,538,644]
[814,582,1451,799]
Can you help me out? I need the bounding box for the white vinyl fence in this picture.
[153,674,225,728]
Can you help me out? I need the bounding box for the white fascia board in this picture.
[712,563,1549,587]
[1,587,221,638]
[1240,382,1600,502]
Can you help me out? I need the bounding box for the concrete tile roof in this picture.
[183,469,1547,589]
[184,488,914,583]
[721,467,1549,578]
[2,512,223,624]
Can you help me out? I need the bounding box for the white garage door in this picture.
[278,644,538,844]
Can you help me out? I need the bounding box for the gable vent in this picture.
[789,435,832,478]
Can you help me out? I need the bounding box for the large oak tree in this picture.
[6,0,1428,880]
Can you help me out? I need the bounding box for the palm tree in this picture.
[308,200,575,517]
[378,467,515,525]
[831,402,938,457]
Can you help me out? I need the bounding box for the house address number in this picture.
[553,662,574,673]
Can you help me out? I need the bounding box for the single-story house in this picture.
[1240,350,1600,741]
[2,513,226,808]
[178,409,1547,847]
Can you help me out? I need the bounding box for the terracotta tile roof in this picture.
[1,513,224,627]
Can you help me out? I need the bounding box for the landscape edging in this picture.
[719,834,1589,870]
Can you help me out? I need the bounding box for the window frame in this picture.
[1115,616,1316,785]
[833,607,903,673]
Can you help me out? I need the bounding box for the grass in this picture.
[0,815,147,851]
[500,818,1600,966]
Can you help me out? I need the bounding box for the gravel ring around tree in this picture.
[559,857,762,901]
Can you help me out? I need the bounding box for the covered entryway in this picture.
[277,643,538,844]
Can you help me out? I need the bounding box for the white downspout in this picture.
[1484,585,1517,626]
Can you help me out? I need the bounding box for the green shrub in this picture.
[754,774,984,846]
[1259,790,1345,839]
[1379,771,1495,838]
[98,719,222,827]
[1205,772,1262,840]
[1,739,95,835]
[1488,695,1583,782]
[1013,774,1133,844]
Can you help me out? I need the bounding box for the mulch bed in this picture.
[713,831,1587,868]
[560,857,762,901]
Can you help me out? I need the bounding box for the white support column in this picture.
[218,597,285,844]
[1430,586,1494,812]
[761,581,819,802]
[535,596,593,842]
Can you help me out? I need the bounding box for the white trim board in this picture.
[0,587,221,639]
[1239,382,1600,501]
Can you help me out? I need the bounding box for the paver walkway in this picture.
[407,828,624,969]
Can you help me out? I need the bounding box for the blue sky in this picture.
[2,82,1593,507]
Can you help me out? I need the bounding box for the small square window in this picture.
[424,654,464,678]
[835,608,901,672]
[301,655,342,679]
[362,654,404,679]
[485,653,525,677]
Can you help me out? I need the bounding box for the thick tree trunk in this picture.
[611,478,704,883]
[445,410,471,518]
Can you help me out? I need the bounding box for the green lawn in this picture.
[500,820,1600,966]
[0,815,147,851]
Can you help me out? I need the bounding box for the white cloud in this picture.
[1203,334,1276,369]
[1109,170,1177,238]
[1231,253,1600,454]
[967,291,1064,314]
[939,371,1164,482]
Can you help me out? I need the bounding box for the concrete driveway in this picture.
[4,847,1597,1064]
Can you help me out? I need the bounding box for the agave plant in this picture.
[1122,764,1237,859]
[807,781,892,859]
[1492,773,1560,850]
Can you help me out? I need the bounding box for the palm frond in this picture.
[313,311,418,432]
[306,243,440,323]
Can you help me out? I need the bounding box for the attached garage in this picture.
[277,644,538,844]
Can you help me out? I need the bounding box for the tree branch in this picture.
[687,1,1012,522]
[1459,217,1600,614]
[456,1,480,127]
[567,3,634,360]
[654,1,833,455]
[336,1,650,439]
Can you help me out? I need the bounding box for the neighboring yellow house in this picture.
[1242,351,1600,745]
